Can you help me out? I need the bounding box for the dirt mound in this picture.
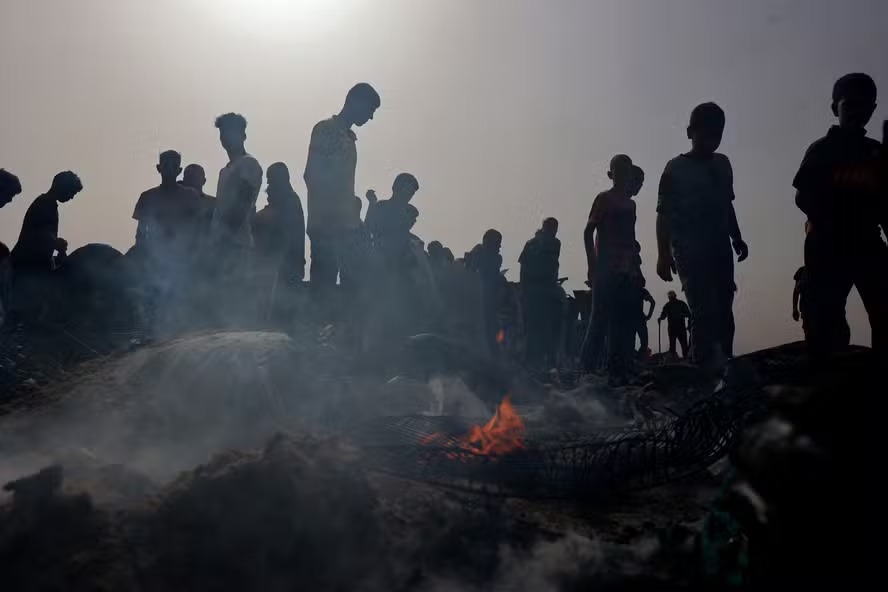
[0,433,697,591]
[134,433,387,592]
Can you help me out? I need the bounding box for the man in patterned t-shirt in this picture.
[304,83,380,289]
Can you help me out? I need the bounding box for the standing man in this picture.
[519,217,562,369]
[182,163,216,238]
[466,229,505,357]
[209,113,263,324]
[304,83,381,289]
[659,290,691,359]
[132,150,200,334]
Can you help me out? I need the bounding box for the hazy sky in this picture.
[2,0,887,354]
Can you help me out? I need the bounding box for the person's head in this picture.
[831,73,877,130]
[182,164,206,191]
[628,165,645,197]
[608,154,634,192]
[483,229,503,253]
[49,171,83,203]
[0,169,22,208]
[428,240,444,259]
[668,290,677,301]
[157,150,182,183]
[267,162,292,189]
[687,102,726,156]
[343,83,381,127]
[541,217,559,237]
[443,247,455,263]
[406,204,419,230]
[392,173,419,202]
[215,112,248,153]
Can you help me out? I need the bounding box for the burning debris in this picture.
[422,395,527,456]
[0,329,864,590]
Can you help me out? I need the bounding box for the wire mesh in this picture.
[352,383,769,499]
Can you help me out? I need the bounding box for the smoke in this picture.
[421,532,666,592]
[0,331,498,486]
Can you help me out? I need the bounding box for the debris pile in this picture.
[0,432,705,591]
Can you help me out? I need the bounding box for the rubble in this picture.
[1,432,710,591]
[0,328,875,590]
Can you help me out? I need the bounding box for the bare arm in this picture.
[792,281,801,321]
[656,211,675,281]
[645,296,655,320]
[583,219,597,285]
[728,203,742,242]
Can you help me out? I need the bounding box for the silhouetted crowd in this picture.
[1,73,885,381]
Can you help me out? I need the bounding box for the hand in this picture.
[792,310,800,322]
[733,238,749,262]
[55,237,68,253]
[365,190,378,205]
[657,254,676,282]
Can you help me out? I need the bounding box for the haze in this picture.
[1,0,886,354]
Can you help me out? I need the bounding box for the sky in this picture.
[1,0,886,354]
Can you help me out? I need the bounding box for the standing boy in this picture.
[656,103,748,370]
[582,155,638,384]
[793,73,887,355]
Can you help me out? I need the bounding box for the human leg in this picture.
[309,229,339,287]
[581,275,614,373]
[677,329,689,358]
[804,236,853,356]
[853,243,888,353]
[637,316,650,356]
[608,276,636,381]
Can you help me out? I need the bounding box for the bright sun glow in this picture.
[211,0,361,39]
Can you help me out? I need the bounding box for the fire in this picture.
[463,396,526,455]
[496,329,506,346]
[422,396,526,457]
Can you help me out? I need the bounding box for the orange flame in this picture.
[462,396,526,455]
[496,329,506,346]
[421,396,526,457]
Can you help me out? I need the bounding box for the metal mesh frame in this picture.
[353,384,768,499]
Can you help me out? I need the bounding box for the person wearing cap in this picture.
[793,73,887,356]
